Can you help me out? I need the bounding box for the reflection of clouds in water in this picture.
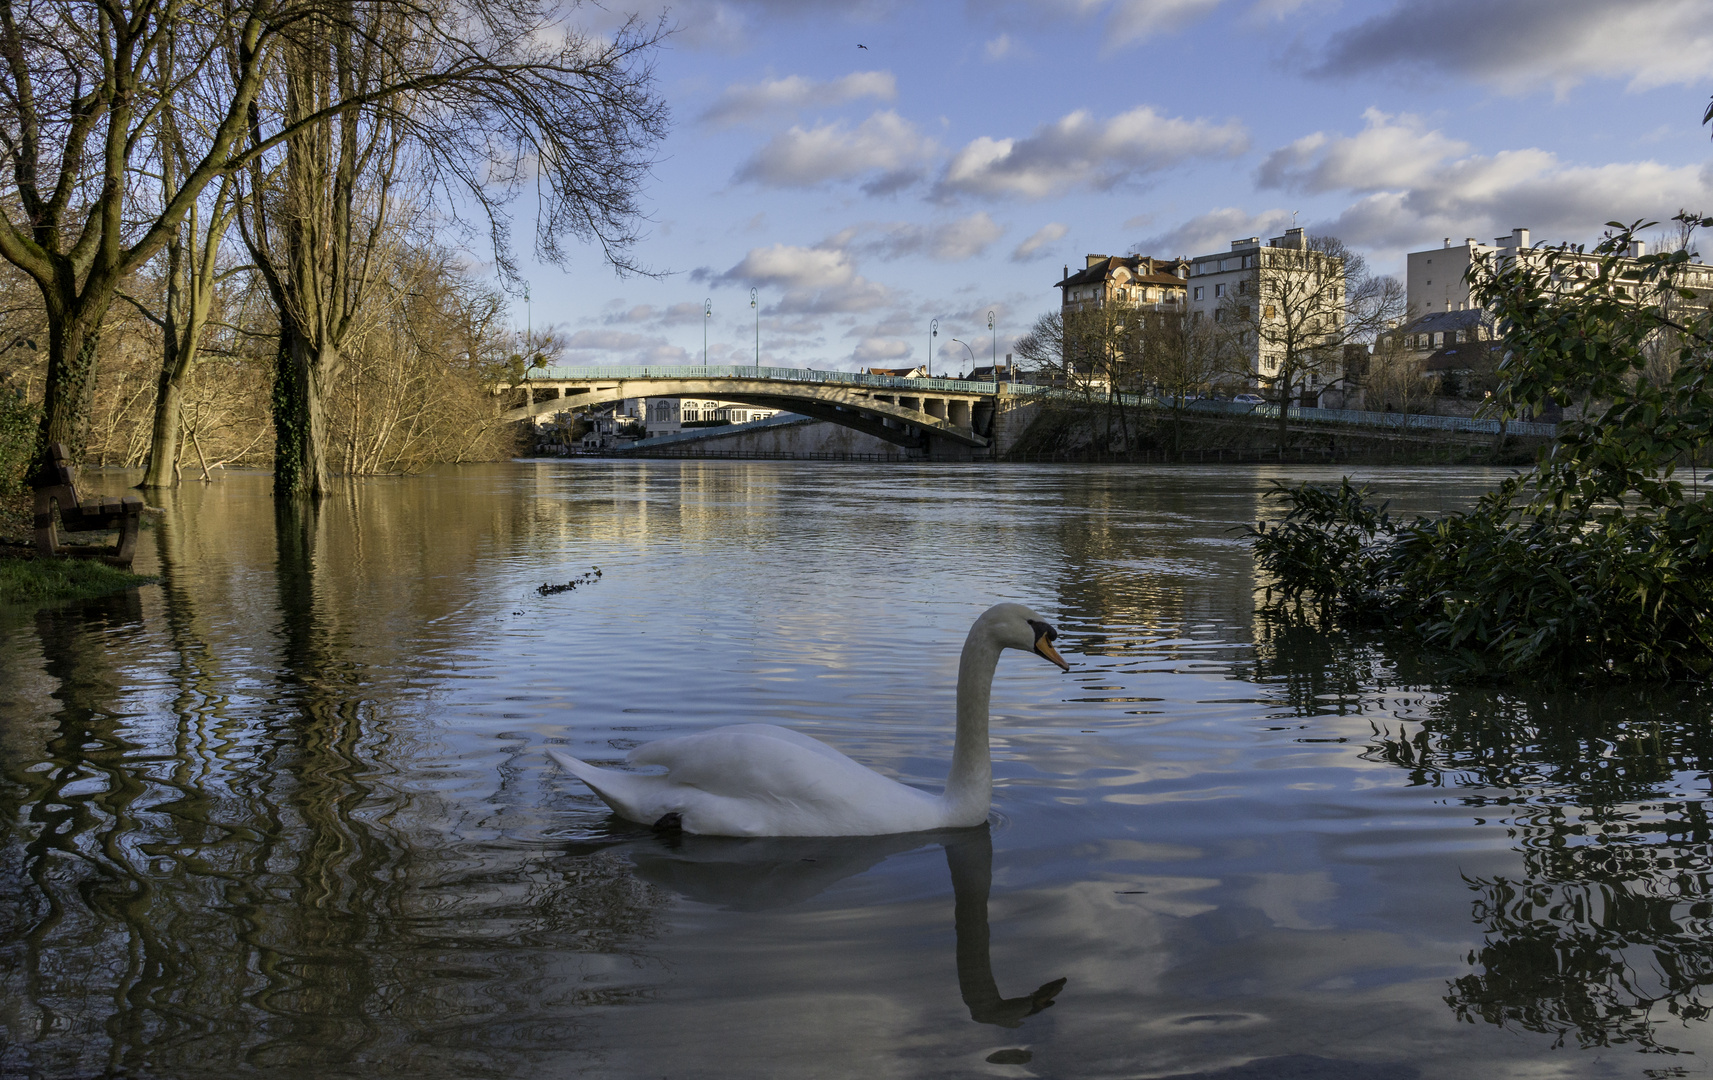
[1245,872,1338,931]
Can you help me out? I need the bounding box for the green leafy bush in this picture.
[1250,220,1713,682]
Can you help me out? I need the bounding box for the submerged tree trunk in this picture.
[272,324,337,497]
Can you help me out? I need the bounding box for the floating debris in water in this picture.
[538,567,602,596]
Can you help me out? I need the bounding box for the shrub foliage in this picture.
[1249,220,1713,682]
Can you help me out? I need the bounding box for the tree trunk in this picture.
[142,236,188,489]
[143,377,185,488]
[37,301,112,473]
[273,325,335,498]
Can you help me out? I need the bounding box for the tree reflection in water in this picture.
[1251,616,1713,1053]
[0,498,668,1078]
[619,824,1065,1028]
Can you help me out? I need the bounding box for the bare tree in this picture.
[1014,306,1141,450]
[0,0,286,469]
[1140,312,1235,459]
[1220,234,1403,452]
[238,5,666,497]
[0,0,665,492]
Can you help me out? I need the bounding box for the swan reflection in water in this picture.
[612,824,1065,1028]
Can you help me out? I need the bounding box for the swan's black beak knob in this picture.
[1028,620,1070,671]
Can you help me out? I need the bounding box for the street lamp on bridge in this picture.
[950,338,975,375]
[929,319,938,377]
[988,310,998,382]
[750,288,759,369]
[703,298,712,365]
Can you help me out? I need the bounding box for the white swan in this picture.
[547,603,1069,836]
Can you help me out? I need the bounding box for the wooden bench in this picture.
[33,442,144,567]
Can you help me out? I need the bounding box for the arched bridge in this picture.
[501,365,1005,451]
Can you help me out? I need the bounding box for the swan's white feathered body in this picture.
[548,603,1068,837]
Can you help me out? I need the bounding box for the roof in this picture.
[1397,309,1495,336]
[864,366,924,377]
[1058,254,1189,289]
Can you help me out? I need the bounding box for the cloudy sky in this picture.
[516,0,1713,372]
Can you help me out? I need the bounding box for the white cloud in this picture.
[834,213,1006,261]
[1133,207,1294,258]
[1318,0,1713,95]
[563,329,691,363]
[1148,115,1713,268]
[1256,109,1471,194]
[603,302,707,327]
[1321,154,1713,254]
[700,71,898,128]
[1011,222,1068,261]
[984,33,1021,60]
[735,110,937,193]
[853,337,913,363]
[1104,0,1223,48]
[716,243,893,314]
[935,105,1247,200]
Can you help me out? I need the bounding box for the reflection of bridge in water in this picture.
[501,365,1561,460]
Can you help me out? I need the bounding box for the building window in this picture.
[1237,280,1248,294]
[1193,286,1204,300]
[1214,309,1225,323]
[1264,305,1276,319]
[1214,283,1226,298]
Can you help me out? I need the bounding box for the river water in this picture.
[2,461,1711,1079]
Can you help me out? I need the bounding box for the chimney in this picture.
[1086,254,1108,268]
[1062,264,1069,284]
[1513,227,1530,249]
[1629,240,1647,258]
[1444,237,1451,248]
[1466,237,1477,246]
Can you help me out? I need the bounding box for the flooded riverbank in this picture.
[3,461,1708,1078]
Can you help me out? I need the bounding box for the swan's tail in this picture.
[546,748,663,823]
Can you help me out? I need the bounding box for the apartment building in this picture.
[1404,226,1713,317]
[1185,226,1347,394]
[1057,254,1189,316]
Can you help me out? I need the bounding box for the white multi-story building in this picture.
[1185,227,1347,394]
[1407,229,1535,316]
[1402,227,1713,317]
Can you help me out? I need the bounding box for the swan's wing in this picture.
[654,723,851,765]
[628,727,889,803]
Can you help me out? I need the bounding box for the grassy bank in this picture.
[0,556,157,606]
[0,492,157,606]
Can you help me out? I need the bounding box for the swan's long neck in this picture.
[944,623,1001,820]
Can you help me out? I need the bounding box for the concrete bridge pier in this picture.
[927,434,976,461]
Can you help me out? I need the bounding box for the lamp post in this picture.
[987,310,997,382]
[703,298,712,365]
[750,288,758,370]
[929,318,938,377]
[951,338,975,375]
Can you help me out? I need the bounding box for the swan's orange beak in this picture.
[1034,634,1070,671]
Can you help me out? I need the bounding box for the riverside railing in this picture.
[527,364,999,394]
